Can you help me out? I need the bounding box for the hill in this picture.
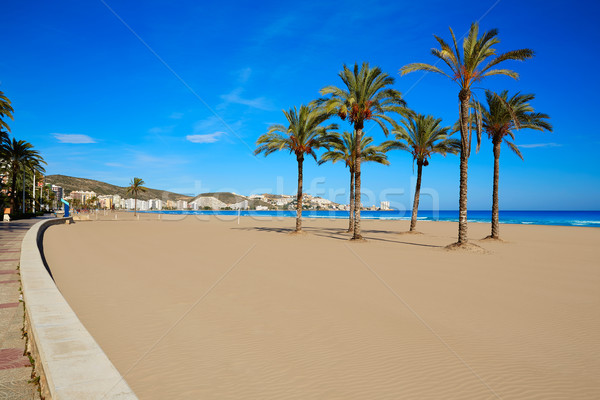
[45,175,191,201]
[191,192,273,209]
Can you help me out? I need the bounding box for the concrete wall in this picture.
[20,218,137,399]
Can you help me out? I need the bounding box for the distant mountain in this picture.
[191,192,273,209]
[45,175,191,201]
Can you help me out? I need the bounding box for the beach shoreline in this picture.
[73,209,600,228]
[43,216,600,399]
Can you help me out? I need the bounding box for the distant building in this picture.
[98,195,113,209]
[149,199,163,210]
[380,201,390,210]
[51,185,63,202]
[70,190,96,204]
[176,200,188,210]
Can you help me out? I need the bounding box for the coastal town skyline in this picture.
[3,1,599,210]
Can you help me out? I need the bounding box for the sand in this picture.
[42,213,600,399]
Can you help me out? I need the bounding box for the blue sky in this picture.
[2,0,599,210]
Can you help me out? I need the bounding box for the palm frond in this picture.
[505,140,524,160]
[400,63,451,79]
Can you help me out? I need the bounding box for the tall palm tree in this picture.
[319,131,389,233]
[255,105,337,232]
[318,62,407,239]
[400,22,534,245]
[1,139,45,212]
[126,177,148,216]
[0,90,14,134]
[474,90,552,239]
[382,114,460,232]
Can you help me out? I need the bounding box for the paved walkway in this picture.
[0,218,42,400]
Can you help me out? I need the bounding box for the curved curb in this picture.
[20,218,138,399]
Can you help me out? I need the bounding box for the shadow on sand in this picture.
[232,225,443,248]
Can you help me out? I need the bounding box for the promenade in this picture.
[0,218,41,399]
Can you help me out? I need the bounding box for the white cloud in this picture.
[53,133,96,144]
[169,112,184,119]
[186,132,223,143]
[220,88,273,110]
[517,142,562,149]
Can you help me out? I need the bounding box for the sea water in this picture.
[137,210,600,228]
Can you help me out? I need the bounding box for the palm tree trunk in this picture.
[134,193,137,216]
[457,89,470,244]
[22,174,26,213]
[10,169,17,212]
[491,140,501,239]
[352,129,363,240]
[410,162,423,232]
[296,155,303,232]
[348,168,355,233]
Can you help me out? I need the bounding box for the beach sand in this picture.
[43,213,600,399]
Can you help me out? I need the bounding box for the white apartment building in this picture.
[380,201,390,210]
[148,199,163,210]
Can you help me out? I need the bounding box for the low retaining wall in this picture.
[20,217,137,399]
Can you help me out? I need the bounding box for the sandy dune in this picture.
[43,214,600,399]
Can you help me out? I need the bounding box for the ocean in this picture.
[138,210,600,228]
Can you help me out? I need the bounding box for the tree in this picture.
[0,90,14,134]
[400,22,534,245]
[318,62,407,239]
[319,131,389,233]
[1,138,45,212]
[382,114,460,231]
[126,177,148,216]
[255,105,337,232]
[87,196,99,210]
[473,90,551,239]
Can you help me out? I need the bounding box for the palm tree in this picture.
[0,90,14,134]
[473,90,552,239]
[0,129,8,145]
[126,177,148,216]
[400,22,534,245]
[88,196,99,210]
[318,62,407,239]
[255,105,337,232]
[319,131,389,233]
[1,139,45,212]
[382,114,460,232]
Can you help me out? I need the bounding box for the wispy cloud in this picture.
[53,133,96,144]
[191,116,243,140]
[105,162,125,168]
[148,125,174,134]
[186,132,223,143]
[517,142,562,149]
[237,67,252,83]
[132,151,189,166]
[220,88,273,110]
[169,112,184,119]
